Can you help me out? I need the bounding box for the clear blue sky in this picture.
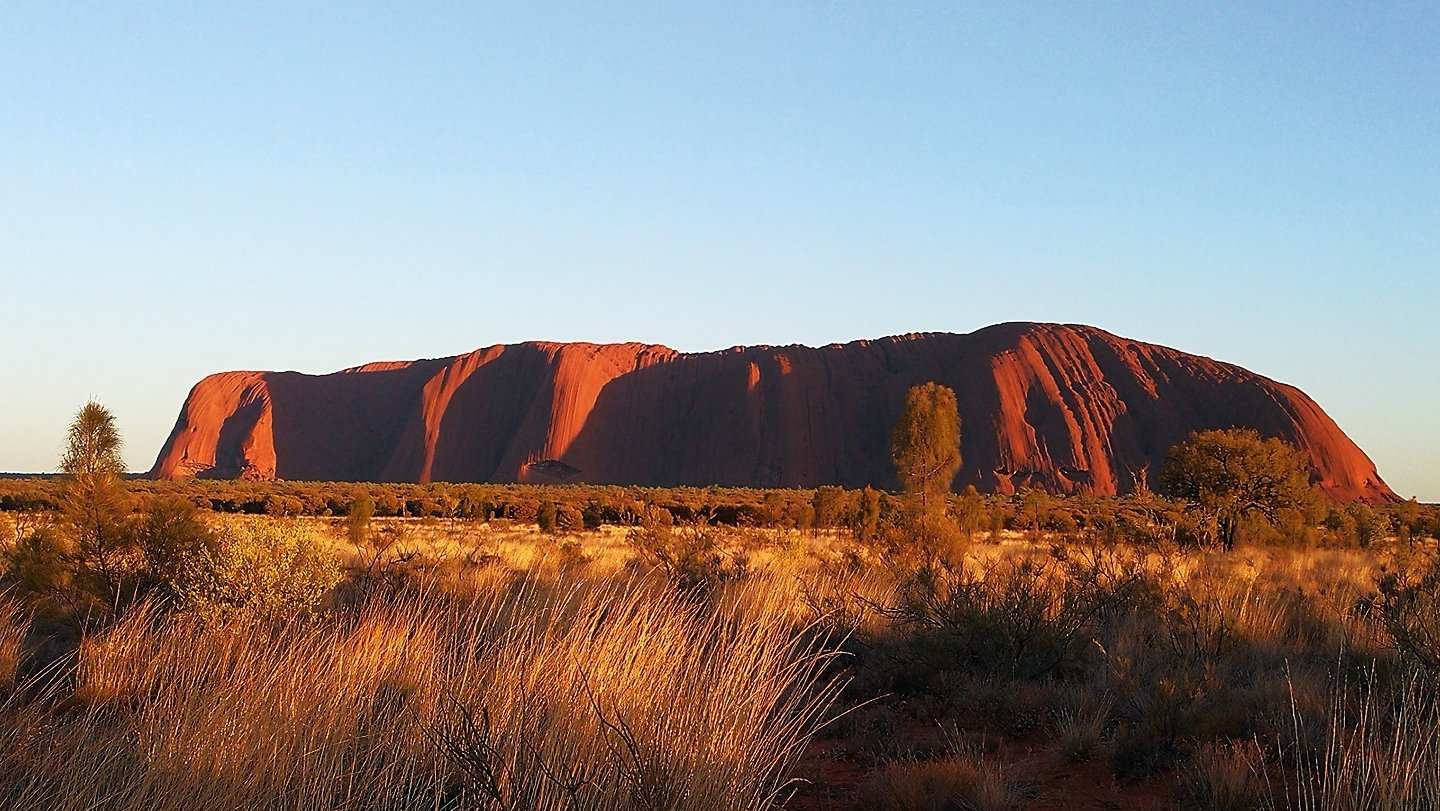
[2,3,1436,499]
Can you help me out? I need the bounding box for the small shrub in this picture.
[882,546,1150,682]
[346,493,374,547]
[176,519,342,623]
[349,524,420,598]
[555,538,589,571]
[1111,713,1185,779]
[627,515,747,594]
[840,703,911,764]
[1376,557,1440,671]
[555,503,583,534]
[537,500,558,534]
[133,495,216,591]
[3,526,71,598]
[581,500,604,531]
[945,677,1055,738]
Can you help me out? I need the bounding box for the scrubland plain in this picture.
[4,504,1440,810]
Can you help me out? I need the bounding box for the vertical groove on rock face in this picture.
[149,322,1396,502]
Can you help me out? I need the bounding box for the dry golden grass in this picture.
[3,568,845,809]
[1,513,1437,809]
[0,592,25,690]
[852,752,1018,811]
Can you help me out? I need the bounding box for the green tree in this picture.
[537,499,558,534]
[347,492,375,547]
[1158,428,1313,550]
[955,485,986,540]
[59,401,133,605]
[1020,488,1052,541]
[890,383,962,509]
[60,401,126,478]
[1348,502,1383,549]
[856,486,882,542]
[812,486,850,529]
[1397,497,1422,548]
[988,508,1006,544]
[456,487,492,521]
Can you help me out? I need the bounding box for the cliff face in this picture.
[151,323,1394,501]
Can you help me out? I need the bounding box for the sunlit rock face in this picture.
[151,322,1394,502]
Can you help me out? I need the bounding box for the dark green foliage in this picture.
[554,503,583,533]
[626,513,748,594]
[856,486,882,542]
[812,486,852,529]
[59,402,132,606]
[133,495,215,591]
[882,547,1152,683]
[4,524,70,596]
[1377,557,1440,672]
[348,493,375,543]
[1159,429,1315,549]
[0,474,1429,549]
[536,500,558,534]
[581,500,605,531]
[890,382,962,508]
[954,485,985,541]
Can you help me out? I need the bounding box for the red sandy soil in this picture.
[151,322,1393,503]
[787,733,1175,810]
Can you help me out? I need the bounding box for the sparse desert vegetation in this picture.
[4,500,1440,808]
[1,402,1438,809]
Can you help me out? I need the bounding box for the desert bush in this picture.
[627,513,748,594]
[537,499,558,534]
[582,500,605,530]
[551,537,590,572]
[1160,428,1313,550]
[812,486,853,529]
[881,545,1151,683]
[854,486,882,543]
[346,493,374,546]
[3,484,1433,806]
[5,496,216,611]
[555,503,583,533]
[943,676,1055,739]
[59,472,135,606]
[954,485,986,541]
[175,519,342,623]
[456,489,493,521]
[347,523,421,599]
[1375,555,1440,671]
[3,526,71,598]
[131,495,215,592]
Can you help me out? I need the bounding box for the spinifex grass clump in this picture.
[0,577,843,810]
